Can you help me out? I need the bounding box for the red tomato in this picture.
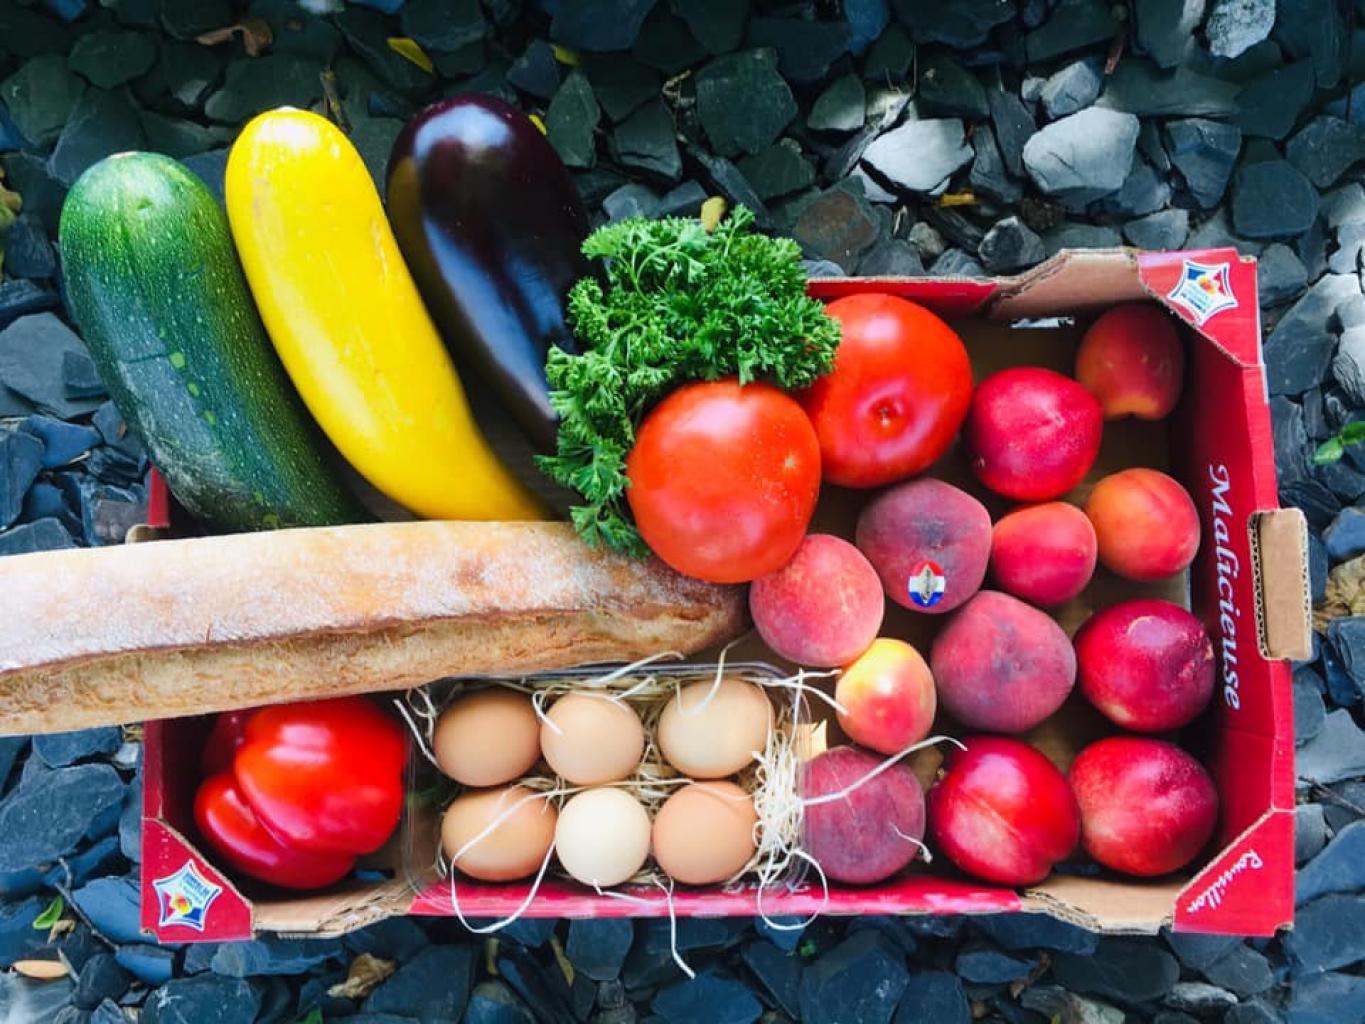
[800,294,972,487]
[626,379,821,583]
[194,772,355,890]
[200,710,254,776]
[235,697,407,855]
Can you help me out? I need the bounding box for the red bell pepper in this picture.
[200,709,253,776]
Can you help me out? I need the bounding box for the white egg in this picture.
[554,787,651,888]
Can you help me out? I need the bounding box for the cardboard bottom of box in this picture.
[140,249,1305,943]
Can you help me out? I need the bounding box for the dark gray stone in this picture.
[1023,108,1140,196]
[68,30,156,88]
[859,239,926,276]
[1297,820,1365,905]
[551,0,660,52]
[1206,0,1276,58]
[0,430,43,530]
[3,215,56,281]
[1296,802,1329,865]
[1097,60,1241,118]
[343,917,430,962]
[1041,222,1124,254]
[583,56,658,121]
[918,55,988,119]
[1296,708,1365,784]
[1322,183,1365,229]
[674,0,746,54]
[364,945,474,1022]
[978,216,1045,272]
[601,182,658,222]
[809,74,867,133]
[695,49,796,158]
[1102,160,1172,217]
[688,149,771,228]
[654,970,761,1024]
[47,88,146,189]
[1287,971,1365,1024]
[738,142,814,201]
[1329,222,1365,275]
[739,941,799,1019]
[0,896,48,968]
[210,937,341,977]
[1233,159,1321,240]
[566,919,632,982]
[890,0,1014,47]
[1134,0,1206,68]
[1272,396,1312,485]
[799,930,908,1024]
[142,976,261,1024]
[1025,0,1121,62]
[632,10,707,75]
[1264,275,1361,395]
[1165,118,1241,208]
[746,17,851,84]
[1324,509,1365,561]
[333,7,431,91]
[1041,58,1103,120]
[893,970,970,1024]
[1124,209,1189,250]
[955,946,1037,983]
[864,22,915,81]
[1294,669,1327,745]
[0,54,84,147]
[611,100,680,179]
[400,0,484,51]
[1257,243,1309,305]
[73,953,131,1011]
[0,761,123,871]
[655,180,708,217]
[972,913,1098,955]
[1237,60,1315,141]
[71,876,141,945]
[203,52,324,123]
[969,125,1021,204]
[33,729,120,768]
[863,118,973,194]
[1283,894,1365,973]
[1201,943,1274,997]
[1051,939,1180,1004]
[463,980,534,1024]
[1308,531,1329,602]
[986,90,1036,179]
[545,72,600,169]
[788,182,880,272]
[1287,117,1365,189]
[1164,982,1238,1013]
[0,518,75,556]
[1275,0,1345,88]
[1020,986,1126,1024]
[507,41,561,101]
[1164,931,1239,972]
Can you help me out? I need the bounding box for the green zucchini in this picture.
[59,151,364,531]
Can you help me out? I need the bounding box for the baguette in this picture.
[0,521,746,735]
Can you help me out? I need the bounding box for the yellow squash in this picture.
[225,108,545,521]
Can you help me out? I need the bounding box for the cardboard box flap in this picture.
[1020,874,1184,934]
[255,879,415,939]
[1253,508,1312,661]
[988,249,1148,321]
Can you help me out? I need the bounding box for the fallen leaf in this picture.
[387,37,433,74]
[12,960,68,980]
[1316,553,1365,630]
[552,44,580,66]
[527,113,547,135]
[937,191,978,207]
[196,19,273,57]
[325,953,395,1000]
[700,196,727,232]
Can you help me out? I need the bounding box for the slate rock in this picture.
[1202,943,1274,997]
[970,125,1021,204]
[674,0,747,54]
[342,918,430,963]
[334,8,432,92]
[545,72,600,169]
[602,182,659,222]
[68,30,156,88]
[0,430,44,529]
[364,945,474,1022]
[0,54,85,146]
[3,215,55,282]
[611,100,679,179]
[739,941,800,1019]
[689,149,771,228]
[1236,60,1314,142]
[203,53,324,124]
[71,876,141,945]
[1296,802,1329,864]
[918,54,988,119]
[566,918,632,982]
[33,729,120,768]
[1325,508,1365,561]
[1162,931,1239,972]
[955,945,1037,983]
[1124,209,1189,250]
[0,518,75,556]
[893,970,970,1024]
[978,216,1045,272]
[1257,243,1309,306]
[506,40,560,100]
[1283,893,1365,973]
[1297,819,1365,906]
[73,953,131,1011]
[746,17,851,84]
[1264,274,1360,394]
[153,42,221,108]
[1164,981,1238,1013]
[987,89,1036,178]
[463,981,534,1024]
[931,249,986,277]
[551,0,660,52]
[496,944,589,1023]
[1294,669,1327,745]
[1102,160,1172,217]
[810,74,866,133]
[1206,0,1276,58]
[0,761,124,871]
[1275,0,1344,88]
[1134,0,1207,68]
[1165,118,1241,208]
[1041,58,1103,120]
[788,182,879,272]
[584,56,659,121]
[695,49,796,158]
[210,936,341,977]
[655,180,708,217]
[863,117,973,194]
[143,975,261,1024]
[0,895,48,968]
[1296,708,1365,784]
[890,0,1015,48]
[1023,107,1140,196]
[653,970,761,1024]
[1025,0,1121,62]
[1233,159,1320,240]
[0,280,60,333]
[1098,60,1241,118]
[632,10,708,76]
[739,142,814,201]
[859,239,926,276]
[1051,939,1180,1003]
[399,0,483,51]
[47,87,146,190]
[972,913,1098,954]
[1287,116,1365,189]
[1288,971,1365,1024]
[160,0,233,40]
[1020,986,1125,1024]
[799,930,909,1024]
[493,918,556,951]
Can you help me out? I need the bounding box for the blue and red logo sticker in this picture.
[907,561,946,608]
[153,860,222,931]
[1166,259,1238,325]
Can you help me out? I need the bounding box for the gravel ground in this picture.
[1,0,1363,1021]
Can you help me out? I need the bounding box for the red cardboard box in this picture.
[140,248,1310,942]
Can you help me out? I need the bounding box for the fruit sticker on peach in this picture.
[907,561,946,608]
[1165,259,1238,325]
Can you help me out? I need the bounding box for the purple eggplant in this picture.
[387,94,589,457]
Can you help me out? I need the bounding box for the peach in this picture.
[964,367,1103,501]
[750,533,884,667]
[1068,736,1218,877]
[929,591,1075,733]
[835,638,937,755]
[990,502,1098,606]
[855,479,992,614]
[1075,598,1215,732]
[927,736,1080,886]
[1075,304,1184,420]
[1085,468,1199,581]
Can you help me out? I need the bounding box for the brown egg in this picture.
[433,688,540,787]
[554,787,652,888]
[657,678,773,779]
[441,785,556,882]
[540,694,645,785]
[652,781,758,885]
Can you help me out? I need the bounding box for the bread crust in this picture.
[0,521,745,734]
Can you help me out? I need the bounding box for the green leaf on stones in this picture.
[32,895,63,931]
